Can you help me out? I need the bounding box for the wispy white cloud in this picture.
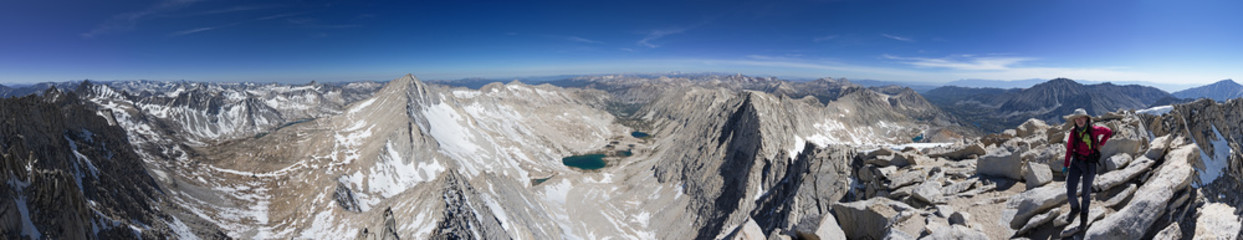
[256,12,306,21]
[566,36,603,44]
[169,27,216,36]
[184,5,279,17]
[638,28,688,48]
[82,0,203,38]
[885,54,1035,70]
[881,33,914,42]
[167,20,246,37]
[813,35,839,42]
[544,35,602,44]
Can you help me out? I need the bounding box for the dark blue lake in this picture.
[562,154,607,170]
[631,131,651,138]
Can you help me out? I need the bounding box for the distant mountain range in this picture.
[924,78,1175,133]
[851,79,939,93]
[1172,79,1243,102]
[943,79,1050,89]
[0,81,82,98]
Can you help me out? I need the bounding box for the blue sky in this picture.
[2,0,1241,85]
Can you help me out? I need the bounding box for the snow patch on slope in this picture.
[1196,125,1232,186]
[423,101,481,170]
[349,98,376,114]
[364,141,446,199]
[1137,105,1173,116]
[167,216,201,240]
[7,177,41,239]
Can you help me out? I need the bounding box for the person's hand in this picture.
[1062,167,1068,174]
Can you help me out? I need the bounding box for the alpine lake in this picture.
[560,131,651,171]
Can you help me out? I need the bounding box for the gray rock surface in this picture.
[977,146,1025,180]
[1016,208,1060,236]
[928,143,986,161]
[1003,182,1067,229]
[888,170,925,190]
[730,218,766,240]
[811,213,847,240]
[1024,161,1052,188]
[1194,203,1242,240]
[941,178,977,196]
[912,181,945,204]
[1093,156,1156,192]
[1101,183,1138,209]
[1153,223,1181,240]
[884,228,916,240]
[833,198,915,240]
[1100,118,1148,159]
[1103,153,1133,172]
[1084,144,1197,239]
[1015,118,1050,139]
[921,224,988,240]
[1145,135,1173,160]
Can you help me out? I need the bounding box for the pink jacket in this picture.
[1064,125,1112,167]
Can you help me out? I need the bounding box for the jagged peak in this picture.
[387,73,419,88]
[373,74,429,96]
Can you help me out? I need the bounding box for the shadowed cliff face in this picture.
[0,88,227,239]
[694,94,764,240]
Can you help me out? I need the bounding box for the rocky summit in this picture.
[1,74,1242,240]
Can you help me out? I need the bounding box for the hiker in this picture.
[1062,108,1112,230]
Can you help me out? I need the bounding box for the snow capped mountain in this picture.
[1172,79,1243,102]
[79,80,382,145]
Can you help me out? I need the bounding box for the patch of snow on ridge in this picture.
[423,101,481,166]
[8,177,41,239]
[348,97,376,114]
[452,90,481,99]
[788,135,806,160]
[365,141,446,199]
[888,142,954,151]
[168,216,201,240]
[1137,105,1173,116]
[806,120,846,146]
[1197,125,1232,186]
[543,179,572,205]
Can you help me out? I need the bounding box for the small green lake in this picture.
[562,154,607,170]
[631,131,651,138]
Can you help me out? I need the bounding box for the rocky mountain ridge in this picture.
[925,78,1173,133]
[1,88,228,239]
[1173,79,1243,102]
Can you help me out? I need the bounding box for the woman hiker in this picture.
[1062,108,1112,231]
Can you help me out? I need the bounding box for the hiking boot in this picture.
[1066,207,1081,221]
